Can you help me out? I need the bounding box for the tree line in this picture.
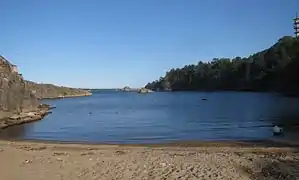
[145,36,299,95]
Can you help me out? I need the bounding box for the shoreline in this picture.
[1,138,299,148]
[0,139,296,153]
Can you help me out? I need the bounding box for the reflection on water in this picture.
[0,91,299,144]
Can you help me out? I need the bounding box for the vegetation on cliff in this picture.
[145,36,299,95]
[25,81,91,99]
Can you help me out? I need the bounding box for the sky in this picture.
[1,0,298,88]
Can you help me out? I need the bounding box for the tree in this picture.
[145,36,299,94]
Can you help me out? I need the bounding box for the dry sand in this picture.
[1,140,299,180]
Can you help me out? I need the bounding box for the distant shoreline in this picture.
[40,93,92,100]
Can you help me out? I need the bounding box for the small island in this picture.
[120,86,153,94]
[138,87,153,94]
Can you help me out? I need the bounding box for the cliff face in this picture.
[0,56,39,119]
[0,55,91,127]
[25,81,92,99]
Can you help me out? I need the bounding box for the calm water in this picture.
[1,91,299,144]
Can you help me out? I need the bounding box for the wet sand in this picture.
[1,140,298,180]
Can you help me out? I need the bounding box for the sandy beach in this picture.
[1,140,298,180]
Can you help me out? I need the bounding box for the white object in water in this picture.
[273,125,283,134]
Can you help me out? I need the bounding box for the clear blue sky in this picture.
[1,0,298,88]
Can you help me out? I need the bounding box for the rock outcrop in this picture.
[120,86,154,93]
[0,55,90,129]
[121,86,140,92]
[138,88,153,94]
[25,81,92,99]
[0,56,40,120]
[122,86,134,92]
[0,104,51,129]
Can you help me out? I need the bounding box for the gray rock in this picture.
[138,88,153,94]
[0,56,88,127]
[0,56,39,120]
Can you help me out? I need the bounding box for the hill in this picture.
[25,81,91,99]
[145,36,299,95]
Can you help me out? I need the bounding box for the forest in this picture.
[145,36,299,95]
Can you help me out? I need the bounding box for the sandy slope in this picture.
[1,140,298,180]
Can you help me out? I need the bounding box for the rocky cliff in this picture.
[0,55,90,128]
[0,56,40,119]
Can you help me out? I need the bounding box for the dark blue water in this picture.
[1,91,299,144]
